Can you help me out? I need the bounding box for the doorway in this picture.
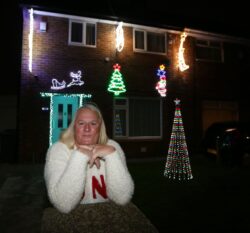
[52,95,79,144]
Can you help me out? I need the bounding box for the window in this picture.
[134,29,166,54]
[113,97,162,139]
[69,20,96,47]
[195,39,223,62]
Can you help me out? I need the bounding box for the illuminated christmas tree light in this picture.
[164,98,193,180]
[107,63,126,96]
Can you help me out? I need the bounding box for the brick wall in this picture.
[18,7,250,162]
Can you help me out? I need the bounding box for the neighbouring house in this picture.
[18,4,250,162]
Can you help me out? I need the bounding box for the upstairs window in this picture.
[69,20,96,47]
[195,39,223,62]
[134,29,166,54]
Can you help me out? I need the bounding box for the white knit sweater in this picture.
[44,139,134,213]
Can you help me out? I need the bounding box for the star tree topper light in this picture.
[164,98,193,180]
[107,63,126,96]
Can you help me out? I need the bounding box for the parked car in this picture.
[202,121,250,166]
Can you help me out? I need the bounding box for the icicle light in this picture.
[28,8,34,73]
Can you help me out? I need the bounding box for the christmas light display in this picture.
[107,63,126,96]
[178,32,189,72]
[40,92,92,145]
[28,8,34,72]
[67,70,84,87]
[155,64,167,97]
[50,70,84,90]
[116,22,124,52]
[164,98,193,180]
[51,79,66,90]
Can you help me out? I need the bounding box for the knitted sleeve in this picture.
[105,139,134,205]
[44,142,89,213]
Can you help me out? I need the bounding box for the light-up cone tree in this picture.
[164,98,193,180]
[107,63,126,96]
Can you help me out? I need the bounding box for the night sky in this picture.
[2,1,249,95]
[2,2,22,94]
[15,1,249,39]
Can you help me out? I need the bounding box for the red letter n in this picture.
[92,175,107,199]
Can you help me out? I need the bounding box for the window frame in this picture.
[133,28,167,55]
[113,97,163,140]
[68,19,96,48]
[195,39,224,63]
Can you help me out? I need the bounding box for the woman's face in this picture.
[74,108,101,145]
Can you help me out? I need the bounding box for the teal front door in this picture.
[51,96,79,144]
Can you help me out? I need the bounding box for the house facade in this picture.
[19,6,250,162]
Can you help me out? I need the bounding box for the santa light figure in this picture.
[155,64,167,97]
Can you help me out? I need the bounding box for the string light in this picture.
[40,92,92,145]
[164,98,193,180]
[155,64,167,97]
[51,79,66,90]
[116,22,124,52]
[28,8,34,73]
[178,32,189,72]
[67,70,84,87]
[107,63,126,96]
[50,70,84,90]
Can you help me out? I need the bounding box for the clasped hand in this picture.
[76,144,115,169]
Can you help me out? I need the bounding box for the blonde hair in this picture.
[60,102,109,149]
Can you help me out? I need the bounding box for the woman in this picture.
[42,103,158,233]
